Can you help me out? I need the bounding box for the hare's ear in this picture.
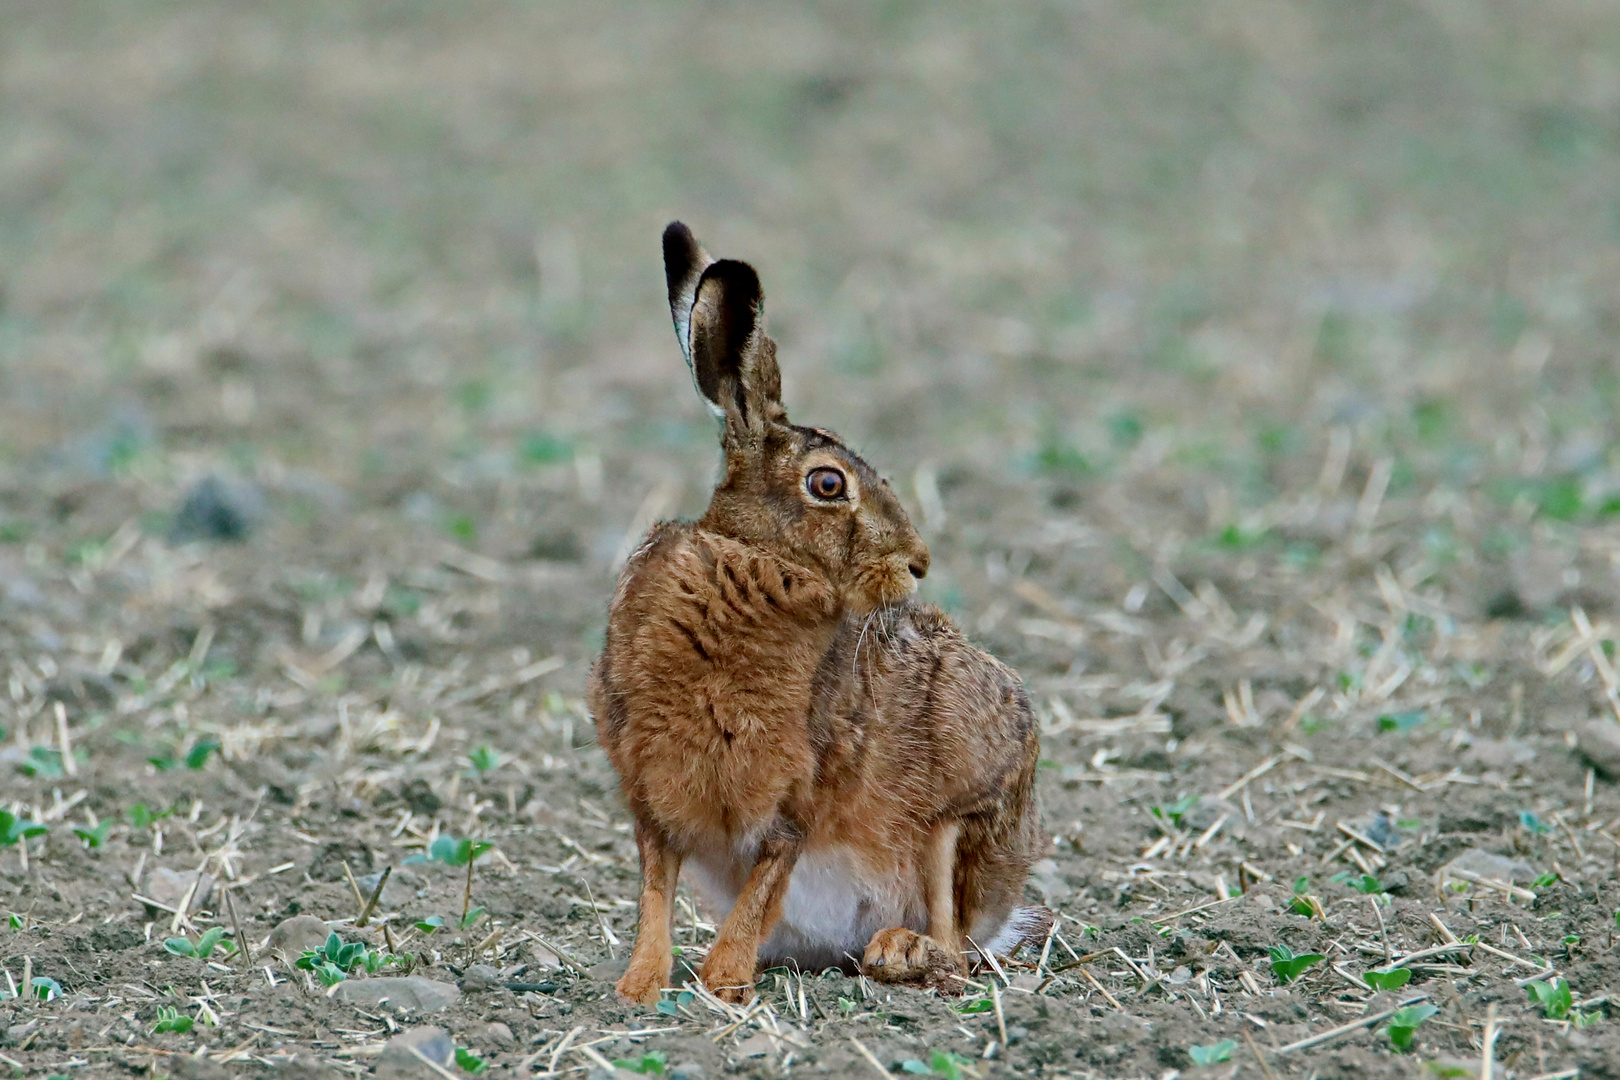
[687,258,786,441]
[663,221,713,376]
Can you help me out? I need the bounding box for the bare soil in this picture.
[4,3,1620,1079]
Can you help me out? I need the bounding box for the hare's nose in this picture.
[908,549,930,579]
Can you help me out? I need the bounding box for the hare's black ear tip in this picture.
[701,259,763,309]
[663,221,703,297]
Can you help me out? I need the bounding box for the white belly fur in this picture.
[685,843,924,971]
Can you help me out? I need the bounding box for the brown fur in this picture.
[589,222,1045,1006]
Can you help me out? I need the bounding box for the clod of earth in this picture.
[1577,717,1620,779]
[268,914,338,960]
[332,975,462,1012]
[375,1026,456,1078]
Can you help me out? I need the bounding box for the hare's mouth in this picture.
[846,556,920,614]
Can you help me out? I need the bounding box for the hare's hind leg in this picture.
[862,821,968,993]
[618,821,684,1007]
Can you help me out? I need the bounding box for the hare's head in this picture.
[662,221,928,614]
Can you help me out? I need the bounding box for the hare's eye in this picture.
[806,467,846,501]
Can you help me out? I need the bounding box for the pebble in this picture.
[144,867,214,912]
[461,963,504,991]
[170,475,260,543]
[1439,848,1536,885]
[267,915,334,961]
[1577,717,1620,779]
[482,1021,516,1048]
[375,1026,455,1078]
[333,976,461,1013]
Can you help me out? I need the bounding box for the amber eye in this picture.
[806,466,847,501]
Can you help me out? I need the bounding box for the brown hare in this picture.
[589,222,1049,1006]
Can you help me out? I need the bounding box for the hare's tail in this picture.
[973,905,1054,962]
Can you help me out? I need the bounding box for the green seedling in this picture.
[73,821,114,849]
[186,738,221,770]
[1424,1063,1473,1078]
[458,906,486,930]
[1377,711,1425,733]
[126,803,172,829]
[151,1006,194,1035]
[1525,978,1574,1020]
[1520,811,1554,836]
[900,1050,977,1078]
[1268,945,1325,983]
[6,913,22,929]
[296,932,369,985]
[655,988,695,1016]
[1188,1040,1236,1065]
[1532,871,1558,889]
[1150,795,1200,829]
[20,746,70,778]
[467,745,502,777]
[1288,876,1323,918]
[1346,873,1385,895]
[455,1048,489,1075]
[414,835,492,867]
[1386,1003,1437,1050]
[0,811,47,846]
[164,927,235,960]
[612,1050,667,1075]
[30,976,61,1001]
[414,915,445,934]
[1364,967,1412,991]
[838,996,858,1016]
[952,997,995,1014]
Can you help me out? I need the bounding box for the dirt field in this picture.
[4,3,1620,1078]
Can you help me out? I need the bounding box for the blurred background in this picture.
[3,0,1620,661]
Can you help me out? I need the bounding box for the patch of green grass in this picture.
[1150,795,1199,828]
[901,1049,978,1078]
[612,1050,667,1075]
[1524,977,1573,1019]
[467,745,502,777]
[455,1048,489,1075]
[1364,967,1412,991]
[1377,711,1425,733]
[164,927,236,960]
[1188,1040,1236,1065]
[151,1005,194,1035]
[1386,1003,1437,1051]
[0,811,46,847]
[1268,944,1325,983]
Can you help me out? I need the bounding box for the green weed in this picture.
[1188,1040,1236,1065]
[1268,944,1325,983]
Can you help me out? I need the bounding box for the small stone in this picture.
[734,1034,774,1058]
[5,1020,38,1047]
[482,1021,516,1048]
[400,778,442,816]
[376,1026,455,1078]
[1577,718,1620,779]
[590,956,629,983]
[267,915,334,961]
[670,1065,706,1080]
[461,964,503,991]
[333,976,461,1013]
[1467,738,1536,770]
[1439,848,1536,885]
[1006,1025,1028,1046]
[144,867,214,912]
[170,475,259,543]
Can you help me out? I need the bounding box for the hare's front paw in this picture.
[698,943,758,1004]
[616,962,666,1008]
[861,928,966,992]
